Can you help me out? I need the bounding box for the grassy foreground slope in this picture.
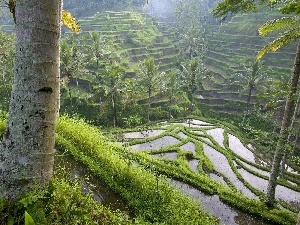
[0,116,216,224]
[0,116,298,224]
[55,116,218,224]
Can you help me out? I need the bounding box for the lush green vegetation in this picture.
[1,1,299,224]
[111,117,298,224]
[1,115,298,224]
[0,172,134,224]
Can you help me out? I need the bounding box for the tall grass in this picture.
[56,116,218,224]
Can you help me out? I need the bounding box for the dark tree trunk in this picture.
[265,40,300,207]
[168,95,172,120]
[280,93,300,177]
[112,94,117,127]
[148,86,151,122]
[246,85,253,111]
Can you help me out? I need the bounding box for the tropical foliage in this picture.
[135,57,165,122]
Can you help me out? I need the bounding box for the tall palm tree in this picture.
[100,64,125,127]
[234,59,270,111]
[256,16,300,207]
[280,92,300,177]
[213,0,300,208]
[136,57,164,122]
[60,36,86,108]
[88,31,111,70]
[161,70,182,120]
[180,57,204,113]
[0,0,62,200]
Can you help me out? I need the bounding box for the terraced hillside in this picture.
[110,118,300,224]
[0,11,180,77]
[200,10,296,114]
[70,11,180,77]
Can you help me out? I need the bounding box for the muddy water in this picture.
[169,180,272,225]
[228,134,257,163]
[180,142,196,155]
[123,130,165,139]
[178,131,188,139]
[238,168,300,209]
[188,119,212,125]
[209,173,228,186]
[203,144,258,199]
[238,161,270,177]
[152,152,178,160]
[54,154,131,215]
[207,128,225,147]
[130,136,180,151]
[188,159,199,173]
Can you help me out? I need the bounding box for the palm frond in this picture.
[258,16,300,36]
[257,28,300,59]
[279,2,300,15]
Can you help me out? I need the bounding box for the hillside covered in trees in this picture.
[0,0,299,224]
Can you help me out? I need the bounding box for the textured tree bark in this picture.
[280,92,300,177]
[265,40,300,207]
[148,86,151,122]
[0,0,61,200]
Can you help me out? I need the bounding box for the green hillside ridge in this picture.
[198,8,296,114]
[66,11,180,77]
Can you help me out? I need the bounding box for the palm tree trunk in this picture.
[280,93,300,177]
[291,136,299,157]
[265,40,300,207]
[0,0,61,200]
[112,93,117,127]
[168,95,172,120]
[246,85,253,111]
[148,86,151,122]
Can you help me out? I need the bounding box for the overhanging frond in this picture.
[257,28,300,59]
[258,17,300,36]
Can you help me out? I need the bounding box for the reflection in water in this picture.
[130,136,180,151]
[178,131,188,139]
[238,168,300,209]
[203,144,257,199]
[122,130,165,139]
[207,128,225,147]
[228,134,256,163]
[188,159,199,173]
[54,154,131,215]
[209,173,227,186]
[152,152,178,160]
[180,142,196,155]
[169,180,272,225]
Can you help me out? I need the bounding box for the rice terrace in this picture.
[0,0,299,224]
